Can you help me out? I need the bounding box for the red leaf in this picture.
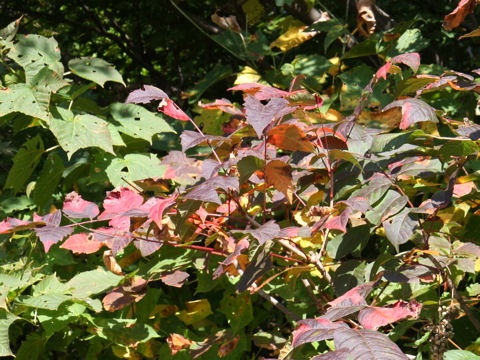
[228,82,291,100]
[391,53,421,73]
[315,127,348,150]
[149,193,178,228]
[443,0,477,31]
[159,98,191,121]
[0,218,37,234]
[328,282,374,308]
[358,300,422,330]
[324,208,352,233]
[198,98,243,116]
[213,238,250,279]
[63,191,99,219]
[267,124,316,153]
[33,211,74,253]
[292,318,347,347]
[184,176,239,205]
[375,62,391,81]
[61,233,104,254]
[99,188,145,231]
[93,227,133,255]
[244,95,293,137]
[383,98,438,130]
[161,270,190,287]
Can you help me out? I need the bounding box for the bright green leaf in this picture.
[68,57,125,87]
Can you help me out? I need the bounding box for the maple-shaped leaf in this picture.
[383,98,438,130]
[228,82,291,100]
[98,188,146,231]
[443,0,477,31]
[244,95,293,137]
[160,150,202,185]
[149,193,178,228]
[358,300,422,330]
[184,176,239,204]
[375,62,392,81]
[93,227,133,255]
[292,318,347,348]
[103,277,147,312]
[161,270,190,287]
[33,211,74,252]
[265,160,294,203]
[63,191,99,219]
[198,98,243,116]
[267,124,315,153]
[332,328,409,360]
[180,130,226,152]
[126,85,168,104]
[236,220,281,245]
[60,233,104,254]
[391,53,421,73]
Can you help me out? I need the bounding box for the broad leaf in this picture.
[229,82,291,100]
[50,107,114,158]
[0,310,19,357]
[236,220,281,245]
[32,152,65,210]
[358,300,422,330]
[60,233,104,254]
[383,98,438,130]
[333,328,409,360]
[4,135,44,193]
[180,130,226,152]
[68,57,125,87]
[126,85,168,104]
[219,293,253,333]
[110,102,174,143]
[443,0,477,31]
[382,208,417,252]
[184,176,239,204]
[105,154,166,188]
[0,84,50,121]
[0,17,22,41]
[244,95,292,137]
[63,191,100,219]
[267,124,315,153]
[443,350,480,360]
[265,160,293,203]
[67,268,122,299]
[161,270,189,288]
[292,318,347,347]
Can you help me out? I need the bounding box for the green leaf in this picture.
[327,224,370,259]
[91,318,158,346]
[15,332,45,360]
[68,57,125,87]
[7,34,64,82]
[329,150,362,169]
[4,135,44,193]
[366,190,408,224]
[344,39,378,59]
[32,274,69,296]
[324,24,345,52]
[219,293,253,333]
[292,54,331,78]
[0,309,19,357]
[0,84,50,121]
[50,107,114,158]
[32,152,64,210]
[105,153,166,187]
[237,156,264,184]
[21,293,72,310]
[440,140,480,157]
[443,350,480,360]
[388,29,429,58]
[67,268,122,299]
[36,302,86,337]
[0,17,21,42]
[110,102,174,143]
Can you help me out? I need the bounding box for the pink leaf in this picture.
[234,220,281,245]
[126,85,168,104]
[391,53,421,73]
[35,225,73,253]
[159,98,191,121]
[228,82,291,100]
[375,62,392,81]
[180,130,226,152]
[184,176,239,205]
[161,270,190,287]
[328,282,375,308]
[63,191,99,219]
[292,318,347,347]
[149,193,178,228]
[324,208,352,233]
[100,188,144,218]
[383,98,438,130]
[198,98,243,116]
[453,181,475,197]
[60,233,104,254]
[358,300,422,330]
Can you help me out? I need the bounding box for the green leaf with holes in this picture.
[0,84,50,121]
[4,135,44,193]
[50,106,114,158]
[68,57,125,87]
[110,102,174,143]
[105,153,166,187]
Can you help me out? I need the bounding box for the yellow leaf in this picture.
[234,66,261,85]
[241,0,264,25]
[327,57,341,76]
[150,304,179,319]
[176,299,213,325]
[459,27,480,39]
[270,26,317,52]
[475,258,480,272]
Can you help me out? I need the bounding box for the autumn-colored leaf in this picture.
[102,277,148,312]
[264,160,294,203]
[315,127,348,150]
[198,98,243,116]
[63,191,99,219]
[236,220,281,246]
[218,336,240,357]
[126,85,168,104]
[267,124,315,153]
[443,0,477,31]
[161,270,190,288]
[211,12,241,33]
[391,52,421,73]
[383,98,438,130]
[358,300,422,330]
[184,176,239,205]
[148,193,178,228]
[103,249,124,275]
[167,334,194,355]
[270,26,318,52]
[228,82,291,101]
[60,233,104,254]
[244,95,293,137]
